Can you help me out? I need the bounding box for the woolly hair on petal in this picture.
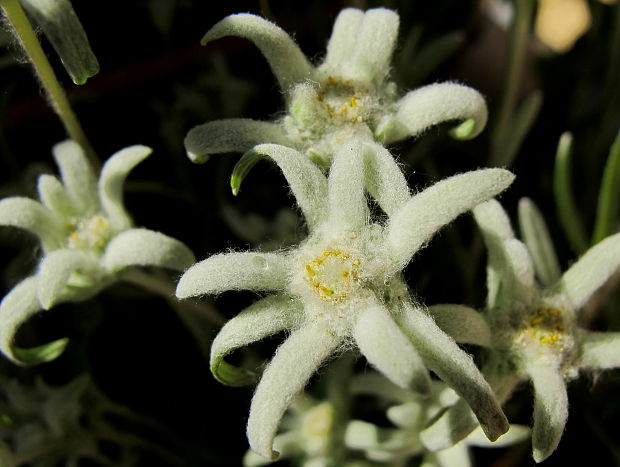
[319,8,364,76]
[0,277,69,365]
[184,119,292,164]
[428,304,491,347]
[385,169,515,272]
[52,140,99,215]
[37,175,77,219]
[37,249,106,309]
[346,8,399,86]
[201,13,312,91]
[247,321,342,459]
[352,302,431,395]
[377,83,488,144]
[326,141,368,234]
[231,144,328,230]
[98,145,152,232]
[102,228,195,273]
[397,303,508,442]
[578,330,620,370]
[210,295,303,386]
[0,197,66,251]
[554,232,620,310]
[363,142,410,217]
[176,252,289,299]
[526,361,568,463]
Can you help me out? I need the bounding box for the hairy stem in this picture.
[0,0,98,168]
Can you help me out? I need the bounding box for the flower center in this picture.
[65,215,110,252]
[317,76,374,125]
[518,306,567,347]
[304,248,361,303]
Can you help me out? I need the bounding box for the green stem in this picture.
[491,0,535,164]
[0,0,98,168]
[592,130,620,244]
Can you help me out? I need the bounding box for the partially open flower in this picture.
[0,141,195,365]
[185,8,488,168]
[176,141,514,459]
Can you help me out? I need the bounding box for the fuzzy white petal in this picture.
[577,330,620,370]
[37,249,107,309]
[525,362,568,463]
[247,321,342,460]
[98,145,152,232]
[386,169,515,271]
[0,276,69,365]
[102,228,195,273]
[428,304,491,347]
[347,8,399,85]
[378,83,488,144]
[201,14,312,91]
[184,119,291,163]
[554,232,620,310]
[327,140,368,234]
[473,200,536,307]
[176,252,289,299]
[364,142,410,217]
[239,144,328,231]
[211,295,303,386]
[353,302,431,394]
[52,140,99,215]
[37,175,76,218]
[518,197,561,287]
[0,197,65,251]
[318,8,364,76]
[397,303,508,442]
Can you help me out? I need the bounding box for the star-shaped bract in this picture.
[176,140,514,459]
[0,141,195,365]
[422,198,620,462]
[185,8,488,167]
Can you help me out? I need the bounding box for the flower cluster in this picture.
[0,141,194,365]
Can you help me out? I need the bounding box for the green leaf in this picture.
[20,0,99,84]
[553,132,589,253]
[592,129,620,244]
[518,197,562,287]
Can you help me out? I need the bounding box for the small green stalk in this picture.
[491,0,536,165]
[0,0,98,168]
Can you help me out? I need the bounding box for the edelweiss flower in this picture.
[0,141,195,365]
[422,198,620,462]
[185,8,488,167]
[176,141,515,459]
